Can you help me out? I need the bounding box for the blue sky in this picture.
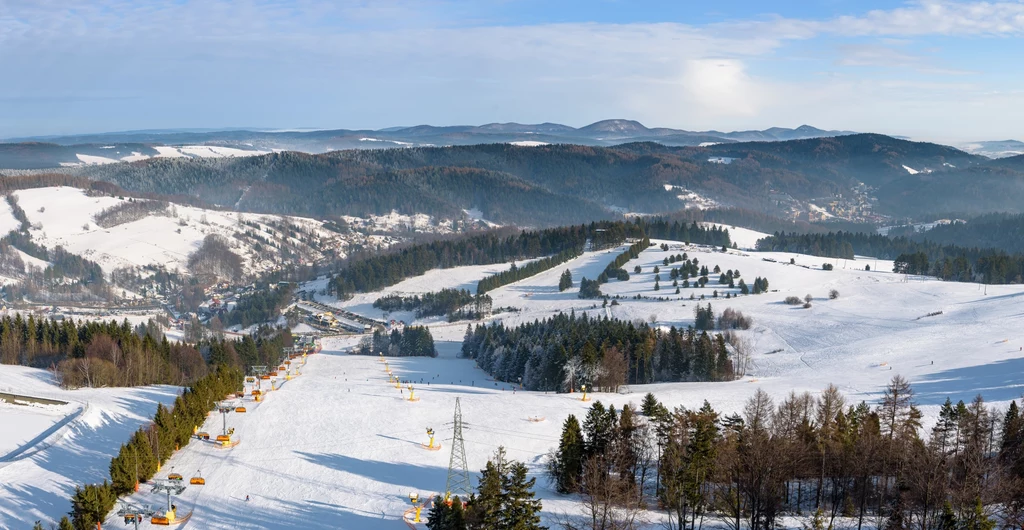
[1,0,1022,141]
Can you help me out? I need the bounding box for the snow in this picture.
[12,187,345,276]
[0,199,21,236]
[0,365,180,529]
[903,164,920,174]
[7,230,1024,528]
[509,140,549,147]
[699,223,769,250]
[462,208,500,228]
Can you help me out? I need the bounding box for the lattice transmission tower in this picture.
[445,397,471,501]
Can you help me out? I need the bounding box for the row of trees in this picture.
[373,289,492,320]
[548,378,1024,530]
[92,198,169,228]
[757,231,1024,284]
[330,222,641,298]
[357,326,437,357]
[0,309,293,389]
[478,248,583,294]
[459,312,736,391]
[66,364,243,529]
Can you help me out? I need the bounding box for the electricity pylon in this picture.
[444,397,471,501]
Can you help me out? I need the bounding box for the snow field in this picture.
[0,365,180,529]
[13,187,337,276]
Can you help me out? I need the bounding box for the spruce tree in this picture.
[500,461,545,529]
[641,392,660,416]
[59,517,73,530]
[468,449,505,530]
[551,415,585,493]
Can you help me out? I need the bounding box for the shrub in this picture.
[822,263,834,271]
[719,308,753,330]
[803,302,812,309]
[805,294,813,303]
[784,296,802,305]
[829,289,839,299]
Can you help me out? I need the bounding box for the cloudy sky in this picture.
[1,0,1022,141]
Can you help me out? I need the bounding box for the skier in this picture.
[245,495,250,502]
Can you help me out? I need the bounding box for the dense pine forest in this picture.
[373,288,492,320]
[757,231,1024,283]
[459,311,736,392]
[0,312,293,388]
[357,325,437,357]
[546,380,1023,530]
[226,283,296,328]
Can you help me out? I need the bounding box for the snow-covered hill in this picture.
[4,235,1022,528]
[0,366,179,528]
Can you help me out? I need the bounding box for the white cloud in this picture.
[1,1,1023,139]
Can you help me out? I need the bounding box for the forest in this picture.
[329,221,639,298]
[226,283,296,328]
[459,310,737,392]
[373,288,492,321]
[0,311,293,388]
[545,379,1023,530]
[356,326,437,357]
[757,231,1024,284]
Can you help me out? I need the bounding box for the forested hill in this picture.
[910,214,1024,253]
[75,154,613,227]
[65,134,1024,224]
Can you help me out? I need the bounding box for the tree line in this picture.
[373,288,492,320]
[459,311,736,392]
[0,311,293,389]
[757,231,1024,284]
[478,248,582,295]
[329,221,642,298]
[62,363,243,530]
[357,326,437,357]
[547,378,1023,530]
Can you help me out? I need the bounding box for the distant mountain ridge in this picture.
[0,120,860,169]
[39,132,1020,226]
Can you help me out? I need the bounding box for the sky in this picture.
[1,0,1023,142]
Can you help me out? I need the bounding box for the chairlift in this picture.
[190,471,205,485]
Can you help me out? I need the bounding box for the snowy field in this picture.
[0,365,179,529]
[5,235,1023,528]
[13,187,339,276]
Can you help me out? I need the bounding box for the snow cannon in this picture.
[409,493,422,523]
[422,428,441,451]
[580,385,590,402]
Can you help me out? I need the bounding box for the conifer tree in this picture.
[551,415,585,493]
[468,449,505,530]
[500,461,545,529]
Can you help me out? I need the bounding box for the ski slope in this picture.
[6,236,1023,529]
[0,365,180,529]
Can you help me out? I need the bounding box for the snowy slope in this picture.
[14,187,343,276]
[0,365,180,529]
[93,239,1023,528]
[3,234,1018,529]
